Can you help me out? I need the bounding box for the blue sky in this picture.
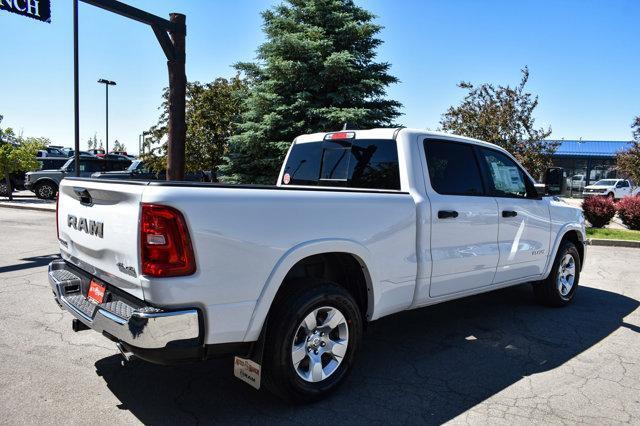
[1,0,638,153]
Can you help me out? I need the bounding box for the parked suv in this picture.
[25,157,131,199]
[0,157,69,196]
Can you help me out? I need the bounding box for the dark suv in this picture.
[25,157,131,199]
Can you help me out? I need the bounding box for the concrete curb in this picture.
[587,238,640,248]
[0,202,55,213]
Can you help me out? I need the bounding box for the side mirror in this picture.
[534,183,547,197]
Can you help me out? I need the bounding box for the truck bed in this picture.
[57,177,418,344]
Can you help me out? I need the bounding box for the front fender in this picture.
[242,239,376,342]
[543,223,586,279]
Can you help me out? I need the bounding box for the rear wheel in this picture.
[35,181,57,200]
[263,280,362,403]
[607,192,615,200]
[533,241,580,307]
[0,181,9,197]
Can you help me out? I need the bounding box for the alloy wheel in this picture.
[557,253,576,297]
[291,306,349,383]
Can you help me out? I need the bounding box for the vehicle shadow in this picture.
[94,284,638,425]
[0,253,59,274]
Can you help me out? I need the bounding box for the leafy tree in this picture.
[221,0,402,184]
[112,140,126,152]
[0,143,42,200]
[440,67,558,179]
[0,116,48,199]
[0,115,17,144]
[616,116,640,185]
[143,76,248,178]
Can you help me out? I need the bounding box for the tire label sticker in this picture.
[233,357,261,390]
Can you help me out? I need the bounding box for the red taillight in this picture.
[56,193,60,239]
[140,204,196,277]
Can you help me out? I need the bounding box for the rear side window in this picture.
[283,139,400,190]
[424,139,484,196]
[79,160,105,173]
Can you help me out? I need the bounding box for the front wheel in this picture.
[263,280,362,403]
[35,182,57,200]
[533,241,581,307]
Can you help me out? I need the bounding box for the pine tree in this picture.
[221,0,402,184]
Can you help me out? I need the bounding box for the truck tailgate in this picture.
[57,179,145,299]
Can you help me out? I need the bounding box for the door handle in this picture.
[438,210,459,219]
[502,210,517,218]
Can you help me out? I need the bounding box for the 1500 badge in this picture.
[67,214,103,238]
[532,249,545,256]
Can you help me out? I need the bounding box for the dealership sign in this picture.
[0,0,50,23]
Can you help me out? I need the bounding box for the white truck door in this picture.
[618,180,632,198]
[476,147,551,283]
[422,138,500,298]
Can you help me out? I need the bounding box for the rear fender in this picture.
[242,239,376,342]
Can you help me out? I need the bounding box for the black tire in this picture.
[263,280,362,403]
[533,241,581,307]
[35,181,57,200]
[607,192,615,200]
[0,181,9,197]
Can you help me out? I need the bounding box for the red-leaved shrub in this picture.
[582,196,616,228]
[616,196,640,230]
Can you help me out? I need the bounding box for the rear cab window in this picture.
[282,137,401,190]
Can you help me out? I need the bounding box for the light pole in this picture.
[97,78,116,153]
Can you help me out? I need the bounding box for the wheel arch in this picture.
[33,178,59,190]
[243,239,376,342]
[543,226,586,279]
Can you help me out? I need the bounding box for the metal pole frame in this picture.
[105,83,109,153]
[73,0,80,176]
[73,0,186,179]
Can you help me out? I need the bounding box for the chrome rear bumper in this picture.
[48,259,200,350]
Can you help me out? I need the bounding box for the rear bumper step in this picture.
[48,259,201,351]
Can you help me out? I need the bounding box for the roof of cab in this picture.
[294,127,504,151]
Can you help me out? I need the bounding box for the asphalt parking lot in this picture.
[1,208,639,425]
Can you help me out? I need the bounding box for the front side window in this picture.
[479,148,529,198]
[424,139,484,196]
[282,139,400,190]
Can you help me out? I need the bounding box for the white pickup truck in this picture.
[582,178,638,200]
[49,128,586,402]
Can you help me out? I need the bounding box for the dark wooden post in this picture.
[166,13,186,181]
